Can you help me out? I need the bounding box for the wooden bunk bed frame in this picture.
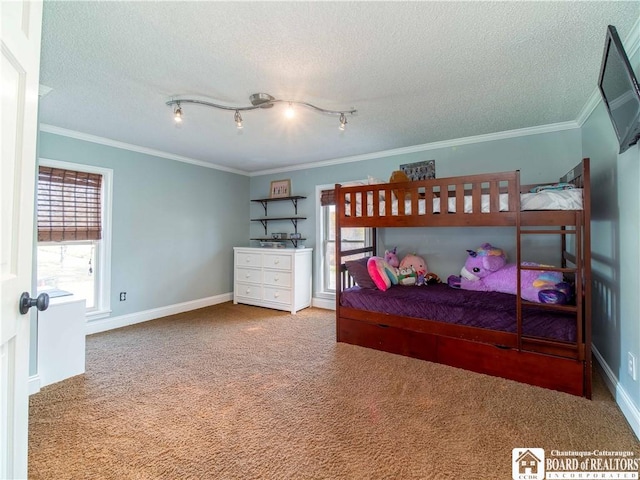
[334,158,592,398]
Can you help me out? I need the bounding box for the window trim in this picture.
[38,158,113,320]
[315,183,335,300]
[315,182,372,299]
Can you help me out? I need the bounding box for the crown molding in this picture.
[249,121,580,176]
[40,120,579,178]
[38,124,250,176]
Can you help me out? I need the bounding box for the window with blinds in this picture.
[320,189,335,206]
[37,166,102,242]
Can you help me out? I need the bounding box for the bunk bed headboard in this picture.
[560,157,589,189]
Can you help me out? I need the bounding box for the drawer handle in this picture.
[245,273,251,278]
[245,288,251,294]
[274,276,279,282]
[274,259,280,264]
[274,292,279,298]
[245,257,251,263]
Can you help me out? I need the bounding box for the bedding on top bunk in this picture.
[345,188,583,216]
[340,283,576,343]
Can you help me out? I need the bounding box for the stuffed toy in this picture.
[397,266,418,285]
[446,243,571,304]
[424,272,441,285]
[384,247,400,268]
[367,256,398,291]
[389,170,411,200]
[399,253,428,285]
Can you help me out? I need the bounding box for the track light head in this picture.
[173,104,183,123]
[234,110,243,129]
[339,113,347,131]
[285,102,295,119]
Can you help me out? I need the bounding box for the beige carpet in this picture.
[29,303,638,479]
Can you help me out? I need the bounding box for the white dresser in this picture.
[233,247,312,314]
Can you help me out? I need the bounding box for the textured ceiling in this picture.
[38,1,639,174]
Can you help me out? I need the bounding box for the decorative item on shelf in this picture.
[271,233,288,240]
[270,179,291,198]
[166,93,357,131]
[259,241,286,248]
[289,233,302,240]
[400,160,436,181]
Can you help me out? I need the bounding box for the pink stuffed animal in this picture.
[399,253,428,285]
[447,243,571,304]
[399,253,427,276]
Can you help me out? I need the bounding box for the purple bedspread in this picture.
[340,283,576,342]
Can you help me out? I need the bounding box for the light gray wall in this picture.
[249,128,583,290]
[581,47,640,428]
[37,132,250,317]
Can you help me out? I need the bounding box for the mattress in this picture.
[340,283,576,342]
[346,189,583,216]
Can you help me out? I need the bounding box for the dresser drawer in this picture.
[235,283,262,300]
[262,253,292,270]
[236,267,261,284]
[263,270,291,287]
[263,286,291,305]
[236,251,262,268]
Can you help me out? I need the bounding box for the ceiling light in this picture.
[285,102,295,119]
[166,93,356,130]
[339,113,347,131]
[173,103,183,123]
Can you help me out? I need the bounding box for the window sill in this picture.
[315,291,336,300]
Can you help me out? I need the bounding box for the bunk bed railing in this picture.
[336,170,520,228]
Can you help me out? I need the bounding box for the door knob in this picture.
[19,292,49,315]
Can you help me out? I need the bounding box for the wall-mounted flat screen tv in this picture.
[598,25,640,154]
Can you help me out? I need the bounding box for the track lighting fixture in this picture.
[173,103,183,123]
[234,110,243,129]
[166,93,356,130]
[339,113,347,131]
[285,102,295,119]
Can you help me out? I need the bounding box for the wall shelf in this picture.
[250,196,307,247]
[251,196,306,216]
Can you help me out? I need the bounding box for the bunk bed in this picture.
[334,158,592,397]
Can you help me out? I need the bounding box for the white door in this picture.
[1,1,43,478]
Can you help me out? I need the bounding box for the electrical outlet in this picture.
[119,292,126,301]
[628,352,637,381]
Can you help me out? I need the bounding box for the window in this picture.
[37,159,112,319]
[316,184,371,296]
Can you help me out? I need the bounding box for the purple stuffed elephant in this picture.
[447,243,571,304]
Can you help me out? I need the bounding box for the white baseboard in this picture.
[29,375,41,395]
[593,345,640,439]
[86,293,233,335]
[312,296,335,310]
